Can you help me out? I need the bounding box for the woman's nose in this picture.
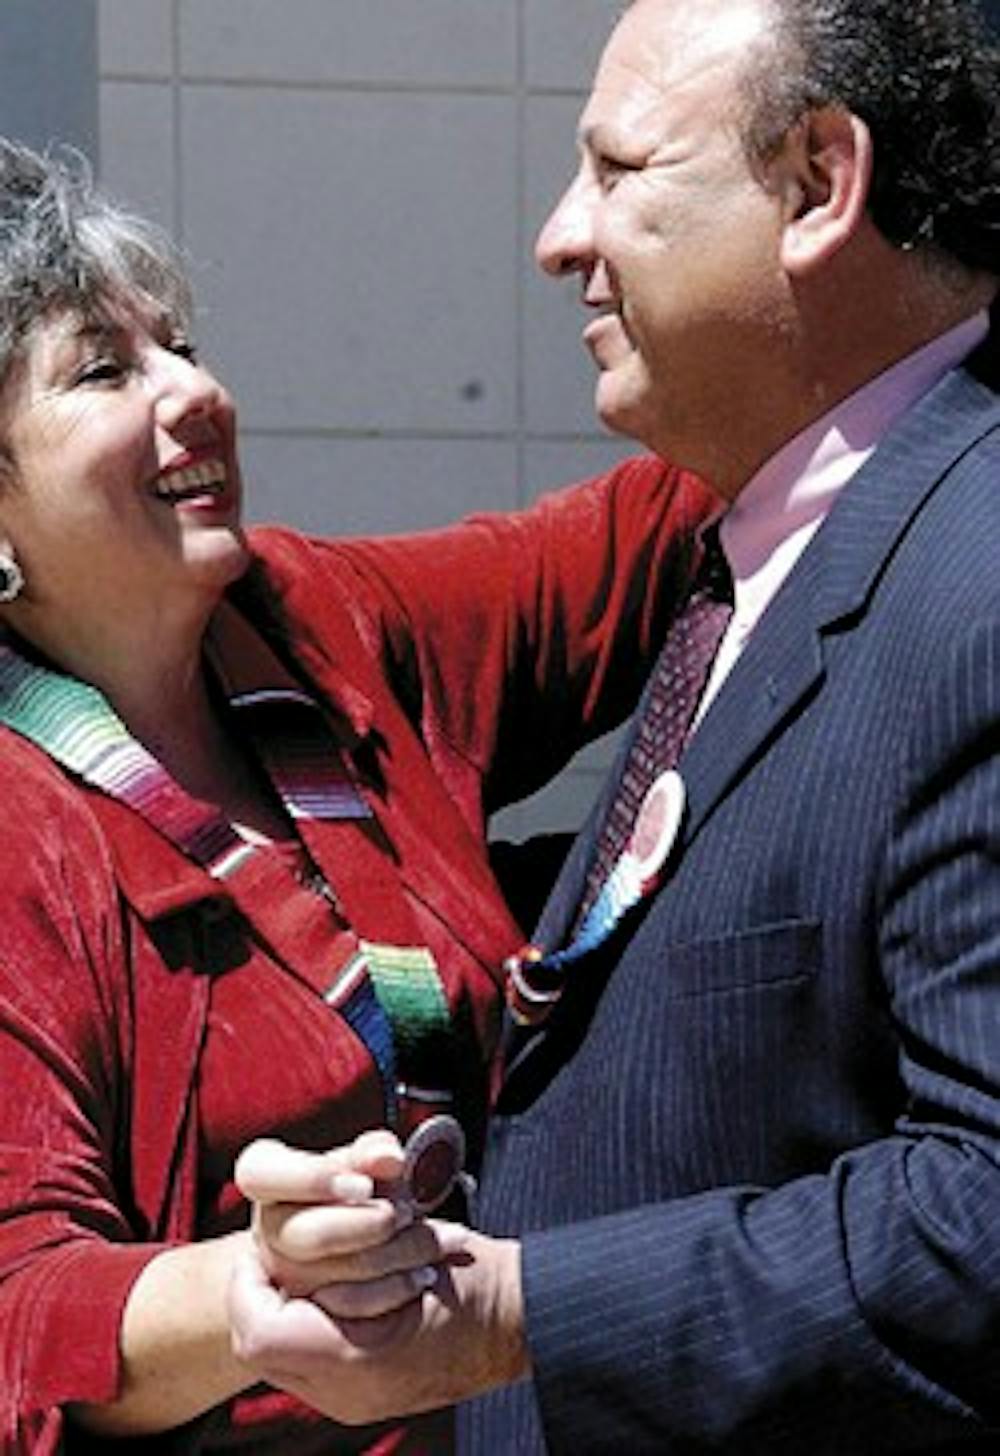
[153,347,225,427]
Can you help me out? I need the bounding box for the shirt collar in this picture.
[719,310,990,580]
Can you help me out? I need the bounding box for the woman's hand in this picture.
[228,1131,528,1424]
[69,1229,256,1437]
[235,1130,462,1310]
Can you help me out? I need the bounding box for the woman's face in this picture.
[0,298,247,624]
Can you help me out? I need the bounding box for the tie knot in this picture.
[697,524,733,607]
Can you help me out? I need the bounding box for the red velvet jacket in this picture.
[0,460,711,1453]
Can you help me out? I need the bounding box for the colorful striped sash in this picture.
[505,527,732,1027]
[0,618,456,1133]
[0,641,254,878]
[325,942,453,1127]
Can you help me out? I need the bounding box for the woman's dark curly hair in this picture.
[737,0,1000,275]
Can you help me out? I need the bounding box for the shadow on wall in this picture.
[0,4,97,157]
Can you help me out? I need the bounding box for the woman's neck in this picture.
[6,593,294,842]
[6,584,215,719]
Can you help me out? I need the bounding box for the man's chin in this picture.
[594,371,644,442]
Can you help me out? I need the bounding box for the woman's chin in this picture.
[183,526,251,593]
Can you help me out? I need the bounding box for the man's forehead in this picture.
[620,0,773,47]
[587,0,773,121]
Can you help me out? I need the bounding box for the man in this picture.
[229,0,1000,1449]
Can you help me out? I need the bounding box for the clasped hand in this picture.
[226,1131,526,1425]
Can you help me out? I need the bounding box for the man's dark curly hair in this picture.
[734,0,1000,274]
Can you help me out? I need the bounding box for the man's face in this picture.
[537,0,794,489]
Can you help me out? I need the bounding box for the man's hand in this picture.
[235,1130,450,1303]
[227,1223,528,1424]
[228,1131,528,1423]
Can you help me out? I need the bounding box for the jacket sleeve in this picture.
[0,756,171,1451]
[520,613,1000,1451]
[302,457,714,817]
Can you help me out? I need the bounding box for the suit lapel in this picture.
[541,363,1000,937]
[501,362,1000,1082]
[676,363,1000,848]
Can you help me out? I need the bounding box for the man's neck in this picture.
[702,246,997,503]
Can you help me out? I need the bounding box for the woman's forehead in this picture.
[27,293,180,349]
[0,297,177,408]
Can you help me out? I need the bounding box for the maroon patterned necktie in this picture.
[575,526,733,928]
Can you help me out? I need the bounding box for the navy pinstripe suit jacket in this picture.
[462,355,1000,1453]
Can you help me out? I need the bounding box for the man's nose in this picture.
[535,172,594,277]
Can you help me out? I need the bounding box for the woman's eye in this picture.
[75,357,126,385]
[168,336,198,363]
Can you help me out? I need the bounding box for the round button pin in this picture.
[629,769,686,887]
[401,1113,469,1214]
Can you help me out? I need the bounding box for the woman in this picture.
[0,139,712,1453]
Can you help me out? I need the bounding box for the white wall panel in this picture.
[524,0,616,89]
[99,82,175,228]
[99,0,173,77]
[240,434,518,536]
[181,87,518,434]
[524,439,637,504]
[180,0,516,86]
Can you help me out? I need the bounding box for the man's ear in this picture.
[773,106,873,275]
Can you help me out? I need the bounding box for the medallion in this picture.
[401,1113,472,1214]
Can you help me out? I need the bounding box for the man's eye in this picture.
[596,156,635,191]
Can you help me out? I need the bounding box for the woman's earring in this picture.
[0,544,24,603]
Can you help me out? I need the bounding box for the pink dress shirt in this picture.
[698,310,990,722]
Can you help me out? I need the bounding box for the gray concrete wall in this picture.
[0,1,97,156]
